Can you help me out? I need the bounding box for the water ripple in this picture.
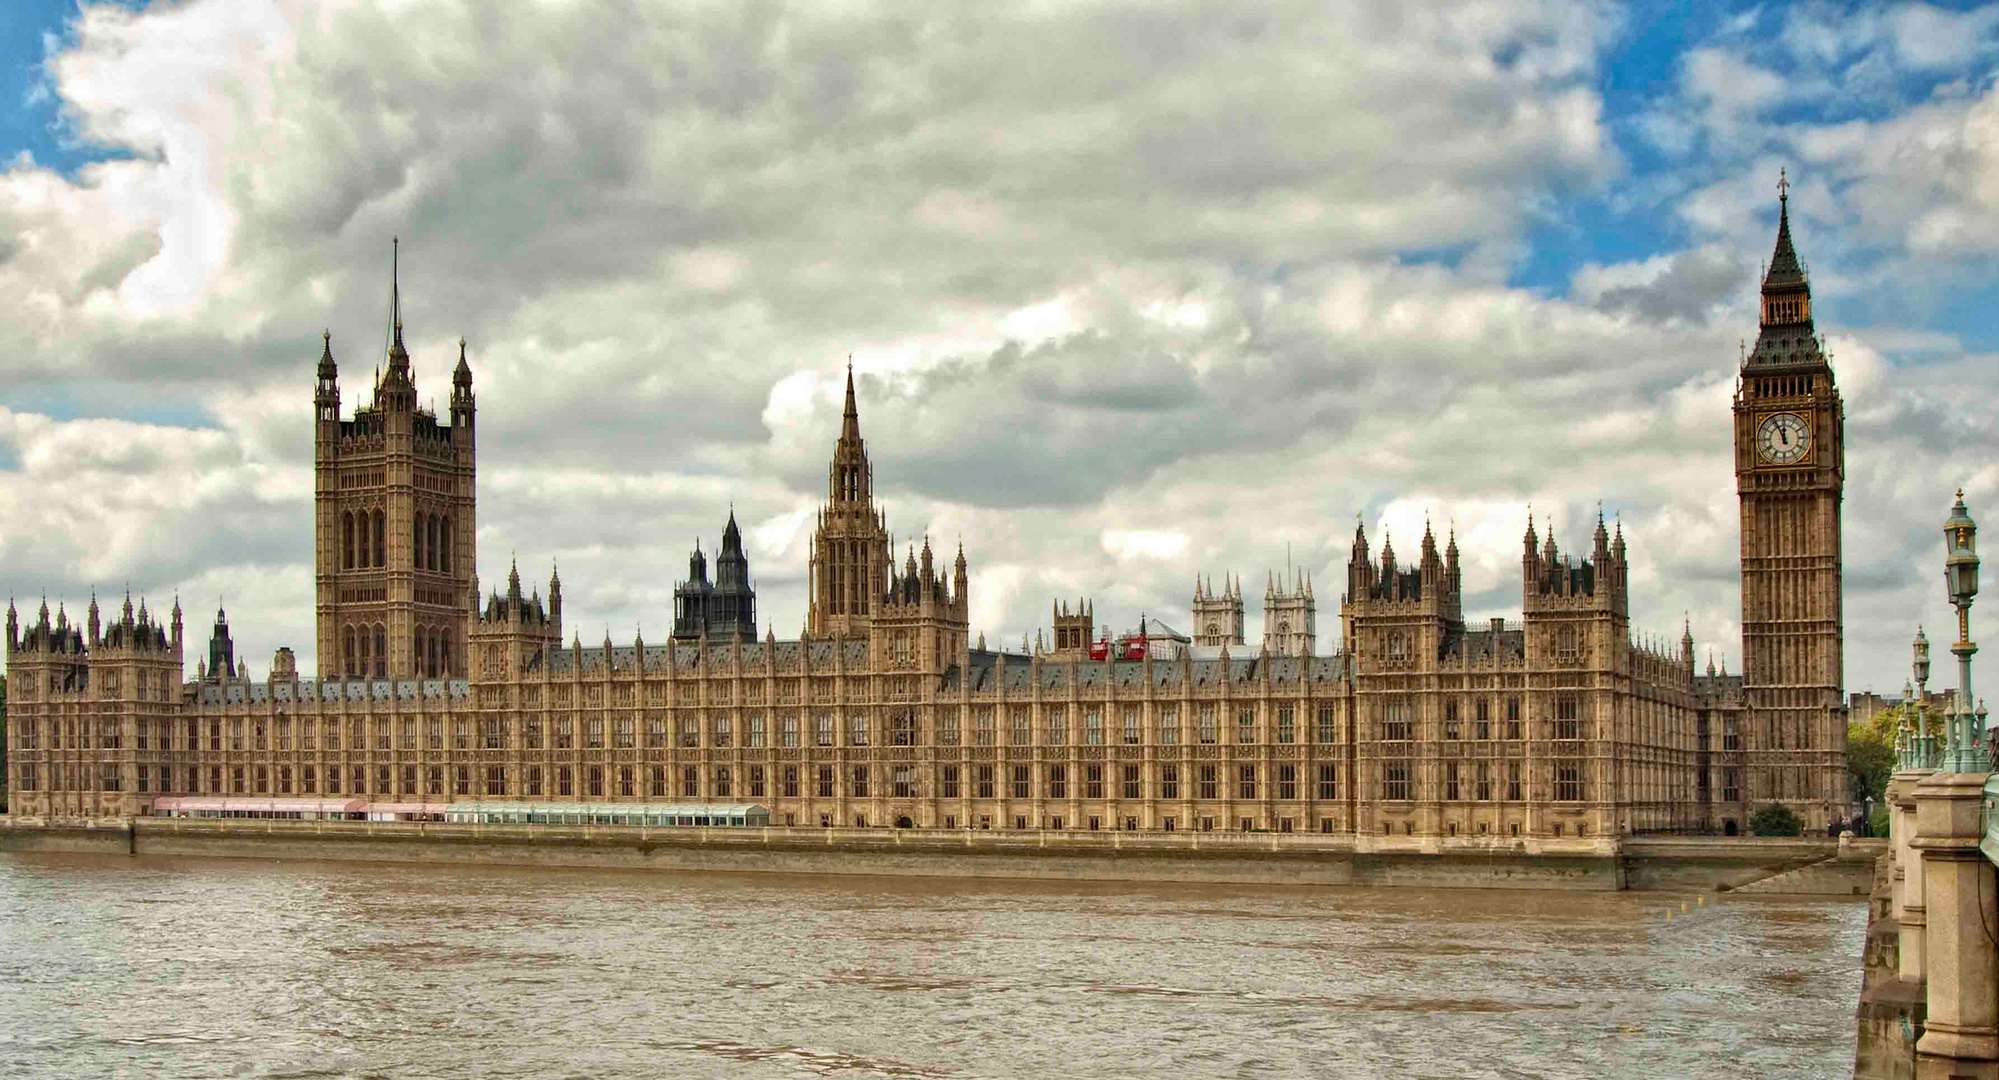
[0,852,1865,1080]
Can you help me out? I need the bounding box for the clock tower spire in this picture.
[1731,169,1846,827]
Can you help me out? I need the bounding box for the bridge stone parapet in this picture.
[1857,770,1999,1079]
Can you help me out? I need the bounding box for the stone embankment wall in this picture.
[0,817,1879,894]
[1623,835,1877,895]
[1854,849,1923,1079]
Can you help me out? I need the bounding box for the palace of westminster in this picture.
[2,189,1850,838]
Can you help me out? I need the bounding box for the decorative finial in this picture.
[1777,166,1789,203]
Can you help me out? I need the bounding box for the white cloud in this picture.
[1101,529,1190,562]
[0,0,1993,698]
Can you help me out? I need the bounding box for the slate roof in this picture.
[1443,627,1526,663]
[541,638,867,675]
[1693,674,1745,703]
[1746,194,1823,370]
[941,652,1347,692]
[196,678,471,705]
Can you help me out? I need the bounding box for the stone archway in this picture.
[895,816,915,829]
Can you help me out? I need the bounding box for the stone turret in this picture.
[806,361,891,640]
[205,606,235,685]
[1341,517,1462,675]
[313,238,477,680]
[872,534,969,672]
[1050,598,1094,661]
[1262,565,1315,658]
[1192,573,1244,648]
[470,556,560,679]
[674,511,758,645]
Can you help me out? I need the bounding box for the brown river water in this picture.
[0,852,1863,1079]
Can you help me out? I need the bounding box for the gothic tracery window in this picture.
[1385,631,1409,667]
[1555,625,1582,665]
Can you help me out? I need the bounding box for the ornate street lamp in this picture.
[1942,490,1983,773]
[1915,629,1936,768]
[1896,679,1915,768]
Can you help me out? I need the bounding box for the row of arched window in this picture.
[342,623,388,678]
[339,508,455,573]
[415,625,454,678]
[342,510,387,570]
[340,623,455,678]
[415,511,454,573]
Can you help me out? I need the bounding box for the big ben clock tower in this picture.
[1733,171,1847,825]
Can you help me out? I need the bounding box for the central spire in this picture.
[1764,167,1805,290]
[841,357,861,444]
[386,236,411,375]
[1746,168,1821,369]
[808,354,890,639]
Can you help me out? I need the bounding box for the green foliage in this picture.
[1847,716,1896,806]
[1749,802,1805,837]
[1862,702,1912,744]
[1869,807,1891,839]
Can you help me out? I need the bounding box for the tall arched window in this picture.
[373,625,387,678]
[429,514,441,571]
[372,510,386,567]
[358,511,373,568]
[343,626,356,675]
[356,625,370,673]
[440,515,451,574]
[414,627,428,677]
[342,512,355,570]
[414,517,425,573]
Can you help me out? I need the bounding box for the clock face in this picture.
[1757,412,1811,465]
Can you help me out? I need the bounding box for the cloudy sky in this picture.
[1,0,1996,694]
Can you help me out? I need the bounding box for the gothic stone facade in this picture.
[3,200,1846,833]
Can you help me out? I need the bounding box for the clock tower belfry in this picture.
[1732,171,1847,824]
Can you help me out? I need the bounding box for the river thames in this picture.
[0,853,1862,1078]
